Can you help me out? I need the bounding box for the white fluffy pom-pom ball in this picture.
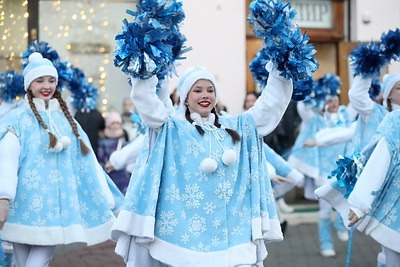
[200,158,218,174]
[60,136,71,149]
[49,139,63,153]
[28,52,43,63]
[222,149,237,166]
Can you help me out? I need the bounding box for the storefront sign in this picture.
[287,0,333,29]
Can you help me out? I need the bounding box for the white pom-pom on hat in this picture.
[200,158,218,174]
[221,149,237,166]
[29,52,44,62]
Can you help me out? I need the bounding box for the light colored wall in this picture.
[351,0,400,73]
[170,0,247,115]
[39,0,246,115]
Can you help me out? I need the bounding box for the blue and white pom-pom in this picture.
[248,0,296,38]
[380,28,400,62]
[21,41,73,92]
[114,0,190,81]
[328,152,365,198]
[292,74,314,101]
[0,70,25,102]
[249,47,270,89]
[349,41,386,78]
[369,79,381,101]
[128,0,185,29]
[67,66,98,113]
[249,46,314,101]
[312,74,341,109]
[248,0,318,85]
[349,28,400,78]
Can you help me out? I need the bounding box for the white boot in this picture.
[320,248,336,257]
[337,230,349,241]
[277,198,294,213]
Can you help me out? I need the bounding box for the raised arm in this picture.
[130,76,170,129]
[246,62,293,136]
[348,75,374,117]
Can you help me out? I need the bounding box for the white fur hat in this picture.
[177,66,218,109]
[382,73,400,106]
[23,52,58,91]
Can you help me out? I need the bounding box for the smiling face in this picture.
[29,75,57,103]
[388,81,400,106]
[324,96,339,113]
[185,79,216,118]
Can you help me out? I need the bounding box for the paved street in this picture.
[50,201,381,267]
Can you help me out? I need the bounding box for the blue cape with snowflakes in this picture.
[264,144,303,197]
[318,110,400,252]
[0,100,123,246]
[357,109,400,252]
[112,113,282,266]
[346,103,387,154]
[288,106,352,180]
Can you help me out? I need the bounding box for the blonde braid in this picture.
[27,91,58,148]
[53,90,90,155]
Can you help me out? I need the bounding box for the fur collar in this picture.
[24,95,60,111]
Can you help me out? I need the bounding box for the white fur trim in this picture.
[1,219,115,246]
[382,73,400,106]
[25,97,60,111]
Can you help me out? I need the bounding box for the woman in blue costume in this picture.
[343,71,390,267]
[315,32,398,265]
[316,73,400,267]
[0,52,123,267]
[111,60,293,266]
[288,74,357,257]
[347,74,388,155]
